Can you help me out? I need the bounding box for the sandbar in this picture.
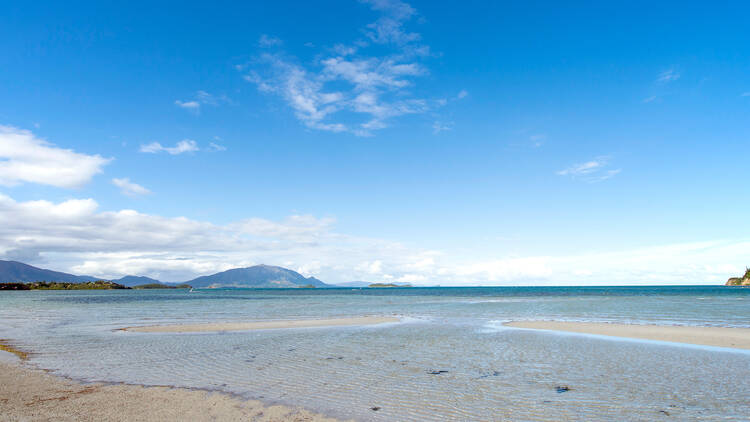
[124,316,399,333]
[505,321,750,350]
[0,352,340,422]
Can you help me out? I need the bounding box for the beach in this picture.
[0,351,339,422]
[2,287,750,420]
[124,316,399,333]
[505,321,750,350]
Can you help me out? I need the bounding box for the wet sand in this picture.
[124,316,399,333]
[0,351,340,422]
[505,321,750,350]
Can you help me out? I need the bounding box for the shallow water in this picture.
[1,286,749,421]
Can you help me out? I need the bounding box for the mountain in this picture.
[0,260,329,289]
[187,265,329,288]
[0,260,100,283]
[112,275,163,287]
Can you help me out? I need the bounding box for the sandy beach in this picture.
[505,321,750,350]
[0,351,340,422]
[123,316,399,333]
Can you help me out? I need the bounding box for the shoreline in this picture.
[123,316,399,333]
[505,321,750,350]
[0,350,341,422]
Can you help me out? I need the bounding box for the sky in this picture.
[1,0,749,285]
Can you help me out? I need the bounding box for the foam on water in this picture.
[2,286,750,421]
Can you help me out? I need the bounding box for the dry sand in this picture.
[0,351,341,422]
[123,316,399,333]
[505,321,750,350]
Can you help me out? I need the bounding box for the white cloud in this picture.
[207,142,226,152]
[357,260,383,274]
[175,100,200,112]
[657,69,680,83]
[557,156,621,182]
[643,95,657,103]
[557,159,605,176]
[258,34,283,48]
[245,0,442,136]
[140,139,199,155]
[0,125,110,188]
[456,89,468,99]
[111,178,151,196]
[0,192,746,285]
[361,0,419,45]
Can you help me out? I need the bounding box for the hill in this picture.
[726,268,750,286]
[0,260,100,283]
[187,265,329,288]
[113,275,163,287]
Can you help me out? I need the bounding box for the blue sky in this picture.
[1,0,749,284]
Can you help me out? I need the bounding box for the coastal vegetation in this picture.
[0,281,129,290]
[368,283,412,288]
[726,268,750,286]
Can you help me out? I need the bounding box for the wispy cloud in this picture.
[0,125,110,188]
[529,134,545,147]
[741,92,750,97]
[361,0,419,45]
[432,121,453,134]
[657,69,680,83]
[456,89,468,99]
[174,100,200,112]
[642,95,657,103]
[175,91,231,114]
[258,34,283,48]
[207,142,226,152]
[244,0,443,136]
[140,139,199,155]
[557,156,621,182]
[112,178,151,196]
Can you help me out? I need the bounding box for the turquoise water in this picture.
[1,286,749,420]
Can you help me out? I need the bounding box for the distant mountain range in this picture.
[0,260,331,288]
[0,260,100,284]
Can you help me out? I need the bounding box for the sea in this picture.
[1,286,749,421]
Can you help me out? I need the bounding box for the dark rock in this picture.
[428,370,449,375]
[555,386,571,393]
[0,283,30,290]
[370,407,381,411]
[478,371,501,379]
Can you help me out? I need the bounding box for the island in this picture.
[368,283,412,288]
[726,268,750,286]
